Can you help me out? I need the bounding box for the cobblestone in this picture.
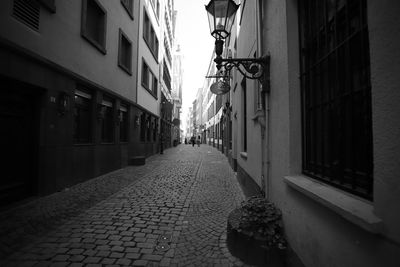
[0,145,251,266]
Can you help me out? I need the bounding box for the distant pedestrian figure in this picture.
[184,138,187,144]
[197,136,201,147]
[190,136,195,147]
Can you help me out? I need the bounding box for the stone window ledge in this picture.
[284,175,382,233]
[240,152,248,159]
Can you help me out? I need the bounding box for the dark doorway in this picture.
[0,77,40,206]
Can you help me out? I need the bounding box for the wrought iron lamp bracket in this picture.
[215,54,270,90]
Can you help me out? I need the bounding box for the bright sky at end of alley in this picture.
[174,0,214,132]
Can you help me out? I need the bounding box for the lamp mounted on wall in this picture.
[205,0,270,87]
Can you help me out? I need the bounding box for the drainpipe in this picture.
[256,0,270,200]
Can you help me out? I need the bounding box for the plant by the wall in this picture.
[237,196,286,249]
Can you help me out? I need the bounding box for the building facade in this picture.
[171,43,183,144]
[137,0,176,154]
[201,0,400,266]
[0,0,177,207]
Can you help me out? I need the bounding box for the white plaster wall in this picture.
[263,0,400,266]
[368,0,400,244]
[235,0,263,187]
[0,0,139,101]
[137,0,162,115]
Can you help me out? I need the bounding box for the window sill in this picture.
[240,152,248,160]
[118,63,132,76]
[73,143,94,146]
[143,36,159,62]
[142,85,158,100]
[81,33,107,55]
[284,175,382,233]
[121,1,134,20]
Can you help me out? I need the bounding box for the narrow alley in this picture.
[0,144,248,266]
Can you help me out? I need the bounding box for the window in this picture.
[153,119,157,141]
[81,0,107,54]
[216,94,222,113]
[142,60,149,89]
[118,29,132,75]
[142,59,158,99]
[163,60,171,92]
[147,116,151,141]
[140,113,146,142]
[121,0,133,19]
[143,11,150,41]
[152,76,158,97]
[12,0,40,31]
[74,89,92,144]
[156,0,160,18]
[241,78,247,152]
[299,0,373,199]
[119,104,128,142]
[164,38,172,65]
[100,97,114,143]
[143,8,159,60]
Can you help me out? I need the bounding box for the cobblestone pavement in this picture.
[0,145,250,266]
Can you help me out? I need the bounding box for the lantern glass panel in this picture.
[206,0,239,39]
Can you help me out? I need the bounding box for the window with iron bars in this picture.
[299,0,373,200]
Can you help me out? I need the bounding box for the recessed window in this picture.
[241,78,247,152]
[143,8,159,60]
[141,59,150,89]
[156,0,160,18]
[81,0,107,54]
[152,76,158,97]
[140,113,146,142]
[121,0,133,19]
[153,119,157,141]
[141,59,158,99]
[119,104,128,142]
[118,29,132,75]
[299,0,373,199]
[143,11,150,43]
[74,89,93,144]
[163,60,171,92]
[100,97,114,143]
[147,116,151,141]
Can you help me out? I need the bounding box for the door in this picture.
[0,78,39,206]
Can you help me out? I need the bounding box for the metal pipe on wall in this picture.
[256,0,271,200]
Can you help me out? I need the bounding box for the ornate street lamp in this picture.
[205,0,270,85]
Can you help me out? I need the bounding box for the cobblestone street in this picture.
[0,145,249,266]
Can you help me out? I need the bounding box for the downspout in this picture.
[256,0,270,200]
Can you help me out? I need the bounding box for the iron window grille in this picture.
[73,89,93,144]
[299,0,373,199]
